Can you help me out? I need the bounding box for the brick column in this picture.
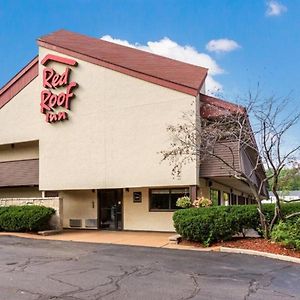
[189,185,197,201]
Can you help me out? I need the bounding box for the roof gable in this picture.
[38,30,207,96]
[0,57,38,110]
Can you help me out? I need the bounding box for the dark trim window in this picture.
[149,188,189,211]
[230,194,237,205]
[238,195,246,205]
[44,191,59,197]
[210,189,220,206]
[223,192,230,204]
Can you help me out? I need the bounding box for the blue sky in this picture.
[0,0,299,103]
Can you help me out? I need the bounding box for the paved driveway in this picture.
[0,236,299,300]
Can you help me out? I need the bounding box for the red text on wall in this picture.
[40,54,78,123]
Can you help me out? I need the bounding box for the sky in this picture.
[0,1,299,131]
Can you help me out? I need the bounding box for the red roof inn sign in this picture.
[40,54,78,123]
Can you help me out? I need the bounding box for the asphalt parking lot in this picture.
[0,236,299,300]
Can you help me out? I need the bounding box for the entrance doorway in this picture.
[98,189,123,230]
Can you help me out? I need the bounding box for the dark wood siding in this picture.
[0,159,39,187]
[199,141,241,177]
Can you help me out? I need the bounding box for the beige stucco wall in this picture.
[0,141,39,162]
[0,187,41,198]
[0,76,40,144]
[37,48,198,190]
[60,190,97,228]
[0,47,198,191]
[123,187,175,232]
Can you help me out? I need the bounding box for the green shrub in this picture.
[0,205,55,232]
[173,206,240,246]
[261,203,300,223]
[271,219,300,250]
[173,203,300,246]
[176,196,192,208]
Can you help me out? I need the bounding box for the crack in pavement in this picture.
[0,237,299,300]
[243,264,296,299]
[244,279,259,300]
[179,274,201,300]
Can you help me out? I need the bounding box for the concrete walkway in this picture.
[0,230,178,248]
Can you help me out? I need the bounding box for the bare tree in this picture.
[161,90,300,238]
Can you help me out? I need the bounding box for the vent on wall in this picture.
[69,219,82,228]
[44,191,59,197]
[85,219,97,228]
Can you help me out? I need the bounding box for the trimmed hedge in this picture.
[271,219,300,250]
[173,203,300,246]
[0,205,55,232]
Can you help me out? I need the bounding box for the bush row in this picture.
[0,205,55,232]
[173,203,300,246]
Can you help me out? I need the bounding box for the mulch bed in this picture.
[181,237,300,258]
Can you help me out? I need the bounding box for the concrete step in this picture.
[37,229,62,236]
[168,234,182,244]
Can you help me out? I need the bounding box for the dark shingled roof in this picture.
[38,30,208,96]
[200,93,245,118]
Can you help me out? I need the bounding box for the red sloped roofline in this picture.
[0,29,208,110]
[200,93,246,118]
[0,56,38,110]
[38,30,207,96]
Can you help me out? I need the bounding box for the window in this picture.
[210,189,220,206]
[230,194,237,205]
[44,191,59,197]
[238,195,246,205]
[223,192,230,205]
[149,188,189,211]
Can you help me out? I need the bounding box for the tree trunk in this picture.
[256,199,270,239]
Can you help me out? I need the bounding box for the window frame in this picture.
[149,187,189,212]
[210,188,221,206]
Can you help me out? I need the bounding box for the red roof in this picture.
[2,31,248,113]
[200,93,245,118]
[38,30,207,96]
[0,56,38,110]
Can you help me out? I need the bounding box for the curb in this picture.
[1,232,299,263]
[219,247,300,264]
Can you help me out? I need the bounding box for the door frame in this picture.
[97,189,123,230]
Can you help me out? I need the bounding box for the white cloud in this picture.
[266,1,287,16]
[101,35,224,94]
[206,39,241,53]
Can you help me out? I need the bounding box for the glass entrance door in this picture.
[98,189,123,230]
